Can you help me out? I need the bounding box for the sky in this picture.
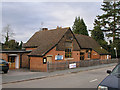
[2,1,103,43]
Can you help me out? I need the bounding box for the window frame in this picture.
[88,51,91,58]
[65,41,73,58]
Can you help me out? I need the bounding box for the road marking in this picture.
[89,79,98,82]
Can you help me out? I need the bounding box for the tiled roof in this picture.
[75,34,109,55]
[24,27,110,56]
[24,27,69,56]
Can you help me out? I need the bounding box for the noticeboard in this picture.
[55,55,63,60]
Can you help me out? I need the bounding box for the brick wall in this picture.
[0,53,8,61]
[100,55,111,60]
[30,47,80,72]
[91,50,100,60]
[30,57,47,72]
[22,53,29,68]
[45,47,80,62]
[79,50,110,60]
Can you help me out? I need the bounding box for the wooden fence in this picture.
[47,58,119,72]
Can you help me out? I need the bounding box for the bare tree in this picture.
[2,24,15,43]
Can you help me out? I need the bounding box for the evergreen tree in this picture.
[2,39,20,50]
[91,26,104,41]
[95,1,120,42]
[93,1,120,58]
[91,25,108,50]
[72,16,89,36]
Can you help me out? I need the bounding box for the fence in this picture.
[47,58,119,72]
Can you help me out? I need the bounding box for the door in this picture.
[8,56,16,69]
[47,56,52,63]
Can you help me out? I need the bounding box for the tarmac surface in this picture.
[1,63,117,84]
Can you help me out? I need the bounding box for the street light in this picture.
[114,47,117,58]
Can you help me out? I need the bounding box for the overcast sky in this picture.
[2,2,103,43]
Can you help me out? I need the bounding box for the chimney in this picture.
[56,26,62,29]
[42,28,48,31]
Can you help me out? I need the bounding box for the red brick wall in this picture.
[100,55,111,60]
[30,47,80,71]
[80,50,109,60]
[30,57,47,72]
[45,47,65,62]
[72,51,80,61]
[91,50,100,60]
[84,52,90,60]
[100,55,106,60]
[29,47,112,72]
[22,53,29,68]
[45,47,80,62]
[0,53,8,61]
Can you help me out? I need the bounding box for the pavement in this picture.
[1,63,117,84]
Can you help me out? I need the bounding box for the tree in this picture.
[93,1,120,58]
[91,26,104,41]
[8,39,19,50]
[91,25,109,50]
[94,1,120,42]
[2,39,22,50]
[2,24,23,50]
[19,41,23,49]
[72,16,89,36]
[2,24,15,44]
[109,38,120,58]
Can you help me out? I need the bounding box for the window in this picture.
[65,42,72,58]
[88,52,91,58]
[80,52,84,60]
[8,56,15,63]
[65,48,72,58]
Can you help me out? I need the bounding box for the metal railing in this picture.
[47,58,119,72]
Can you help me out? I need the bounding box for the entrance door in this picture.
[47,56,52,63]
[8,56,16,69]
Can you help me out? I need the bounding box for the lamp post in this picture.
[114,47,117,58]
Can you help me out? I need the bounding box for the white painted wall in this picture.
[9,54,19,69]
[15,55,19,69]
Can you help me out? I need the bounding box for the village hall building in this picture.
[0,27,111,71]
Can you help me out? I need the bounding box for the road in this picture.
[2,66,115,88]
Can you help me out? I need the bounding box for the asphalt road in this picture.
[3,66,115,88]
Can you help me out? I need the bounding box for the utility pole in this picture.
[113,0,116,42]
[114,47,117,58]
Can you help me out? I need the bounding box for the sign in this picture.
[43,57,47,64]
[69,63,76,69]
[55,55,63,60]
